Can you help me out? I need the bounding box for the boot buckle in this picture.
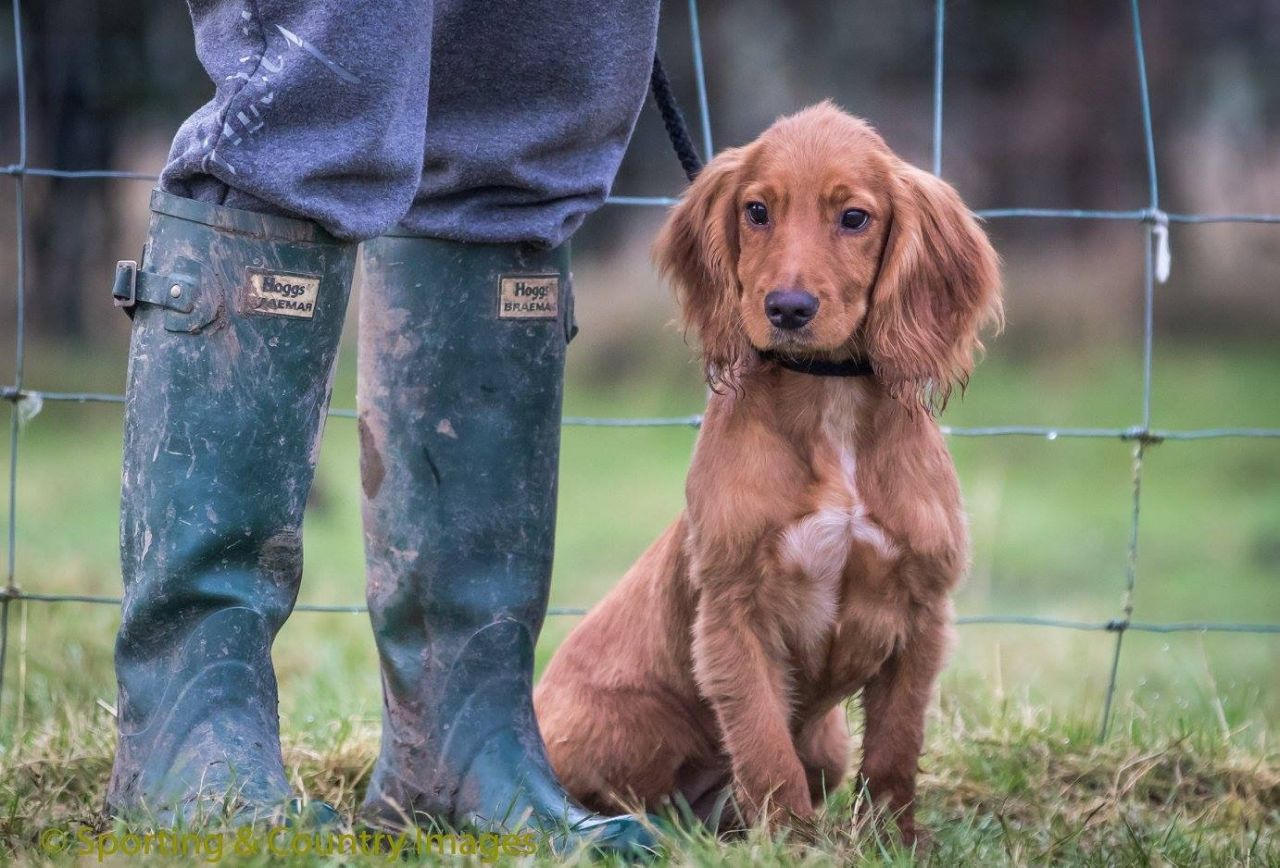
[113,260,138,309]
[110,260,213,331]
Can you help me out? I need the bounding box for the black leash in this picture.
[650,54,704,182]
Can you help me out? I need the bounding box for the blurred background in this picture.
[0,1,1276,744]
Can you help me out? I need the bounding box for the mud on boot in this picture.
[106,190,355,823]
[356,236,655,857]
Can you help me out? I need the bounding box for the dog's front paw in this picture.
[855,797,927,853]
[897,817,933,853]
[729,780,815,832]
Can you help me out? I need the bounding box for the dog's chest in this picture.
[775,395,903,672]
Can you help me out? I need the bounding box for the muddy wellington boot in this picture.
[357,236,654,854]
[105,190,355,823]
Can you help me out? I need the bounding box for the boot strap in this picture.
[112,260,199,318]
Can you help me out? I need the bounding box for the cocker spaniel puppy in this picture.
[535,102,1002,843]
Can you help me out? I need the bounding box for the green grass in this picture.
[0,336,1276,864]
[4,697,1276,864]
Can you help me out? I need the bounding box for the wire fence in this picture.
[2,0,1279,743]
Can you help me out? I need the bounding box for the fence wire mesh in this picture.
[2,0,1279,742]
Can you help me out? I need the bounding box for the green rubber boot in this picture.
[105,190,355,823]
[356,236,654,856]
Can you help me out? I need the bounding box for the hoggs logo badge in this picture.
[498,275,559,319]
[247,270,321,319]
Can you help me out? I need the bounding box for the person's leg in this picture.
[163,0,433,240]
[107,0,432,821]
[357,0,661,852]
[398,0,661,246]
[107,193,355,823]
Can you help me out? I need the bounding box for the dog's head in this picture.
[656,102,1002,409]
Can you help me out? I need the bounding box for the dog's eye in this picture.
[840,208,870,231]
[745,201,770,226]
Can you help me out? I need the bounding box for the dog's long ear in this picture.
[654,147,748,386]
[865,164,1002,412]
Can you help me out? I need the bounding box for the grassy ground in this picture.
[6,696,1277,865]
[0,332,1276,863]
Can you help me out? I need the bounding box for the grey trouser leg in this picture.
[162,0,659,245]
[399,0,661,247]
[161,0,433,241]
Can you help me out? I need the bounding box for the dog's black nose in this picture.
[765,290,819,330]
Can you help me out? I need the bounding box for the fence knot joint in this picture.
[1140,208,1169,227]
[1121,426,1163,445]
[1141,208,1172,282]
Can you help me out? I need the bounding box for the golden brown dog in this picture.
[534,102,1001,843]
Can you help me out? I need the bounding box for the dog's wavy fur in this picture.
[535,103,1002,843]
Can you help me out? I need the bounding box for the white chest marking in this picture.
[778,389,899,586]
[780,503,899,584]
[778,497,899,653]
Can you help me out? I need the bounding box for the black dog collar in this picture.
[757,350,875,378]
